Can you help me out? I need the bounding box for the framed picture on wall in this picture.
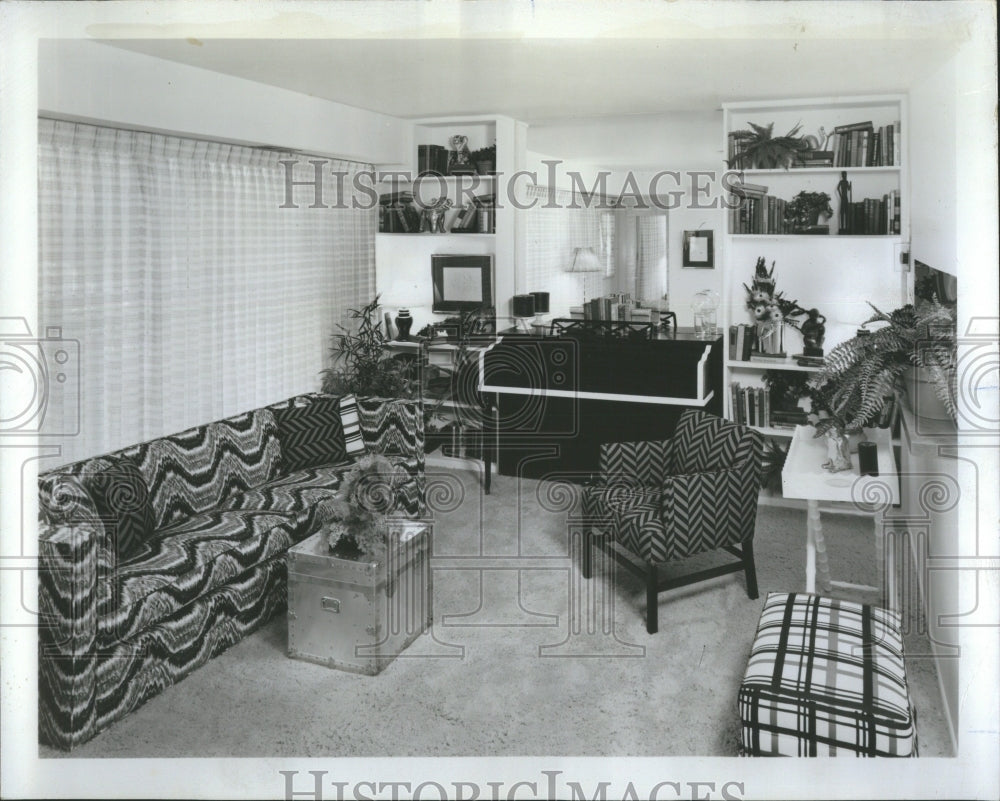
[682,230,714,268]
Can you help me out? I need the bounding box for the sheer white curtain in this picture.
[522,184,615,318]
[635,214,668,302]
[38,118,375,465]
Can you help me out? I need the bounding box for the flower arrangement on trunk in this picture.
[318,454,409,557]
[743,257,807,355]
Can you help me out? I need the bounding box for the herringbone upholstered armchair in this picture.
[581,409,764,633]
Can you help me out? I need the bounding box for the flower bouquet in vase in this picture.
[316,454,409,560]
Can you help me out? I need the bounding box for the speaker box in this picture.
[858,440,879,476]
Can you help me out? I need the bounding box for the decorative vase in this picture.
[903,366,952,422]
[821,427,852,473]
[395,309,413,341]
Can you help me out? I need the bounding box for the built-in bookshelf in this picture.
[374,114,522,331]
[378,118,498,236]
[721,96,911,504]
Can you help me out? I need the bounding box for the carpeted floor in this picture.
[41,461,953,758]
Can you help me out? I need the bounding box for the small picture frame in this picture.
[682,230,714,268]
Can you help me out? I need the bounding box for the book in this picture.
[742,325,755,361]
[417,144,446,176]
[750,351,789,363]
[384,312,395,340]
[834,120,874,134]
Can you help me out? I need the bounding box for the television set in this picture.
[431,254,493,313]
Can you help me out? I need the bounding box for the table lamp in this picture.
[565,246,603,307]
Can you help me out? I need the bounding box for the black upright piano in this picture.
[480,326,724,481]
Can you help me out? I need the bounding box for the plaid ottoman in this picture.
[738,592,918,757]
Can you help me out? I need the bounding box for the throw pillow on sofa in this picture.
[276,394,349,471]
[339,393,366,458]
[85,457,157,563]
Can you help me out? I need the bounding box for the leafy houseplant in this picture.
[785,191,833,232]
[321,296,418,398]
[468,144,496,175]
[727,122,809,170]
[808,298,957,436]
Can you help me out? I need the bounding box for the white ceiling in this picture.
[103,36,959,124]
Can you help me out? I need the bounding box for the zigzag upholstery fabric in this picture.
[583,409,762,565]
[739,592,917,757]
[121,409,282,530]
[38,394,424,750]
[598,439,672,488]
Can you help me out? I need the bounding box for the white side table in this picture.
[782,426,900,609]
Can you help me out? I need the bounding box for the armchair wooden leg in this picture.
[646,563,659,634]
[743,539,759,600]
[581,529,593,580]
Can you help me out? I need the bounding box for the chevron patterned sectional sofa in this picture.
[37,392,424,750]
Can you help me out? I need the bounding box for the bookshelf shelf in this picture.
[726,358,822,373]
[728,234,902,241]
[738,166,902,176]
[376,232,494,238]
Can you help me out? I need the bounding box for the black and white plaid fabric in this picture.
[739,592,918,757]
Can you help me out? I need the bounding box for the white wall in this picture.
[39,40,410,164]
[909,52,958,275]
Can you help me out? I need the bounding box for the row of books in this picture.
[840,192,901,236]
[582,297,639,322]
[378,191,419,233]
[728,184,796,235]
[729,381,901,431]
[830,120,901,168]
[731,383,793,428]
[730,324,788,362]
[377,191,495,234]
[728,184,901,236]
[452,194,496,234]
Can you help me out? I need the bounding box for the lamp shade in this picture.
[529,291,550,314]
[512,294,536,318]
[566,246,603,273]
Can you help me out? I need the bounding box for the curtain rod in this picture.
[38,113,371,166]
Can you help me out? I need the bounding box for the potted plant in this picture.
[321,296,419,398]
[784,191,833,234]
[317,454,408,557]
[468,144,496,175]
[808,298,957,437]
[727,122,809,170]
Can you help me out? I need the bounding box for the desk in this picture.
[782,425,900,609]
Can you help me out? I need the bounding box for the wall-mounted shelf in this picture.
[726,358,822,373]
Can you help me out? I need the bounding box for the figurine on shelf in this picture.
[448,135,474,174]
[800,308,827,356]
[836,171,852,234]
[419,197,453,233]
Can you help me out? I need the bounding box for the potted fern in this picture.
[727,122,809,170]
[807,298,957,437]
